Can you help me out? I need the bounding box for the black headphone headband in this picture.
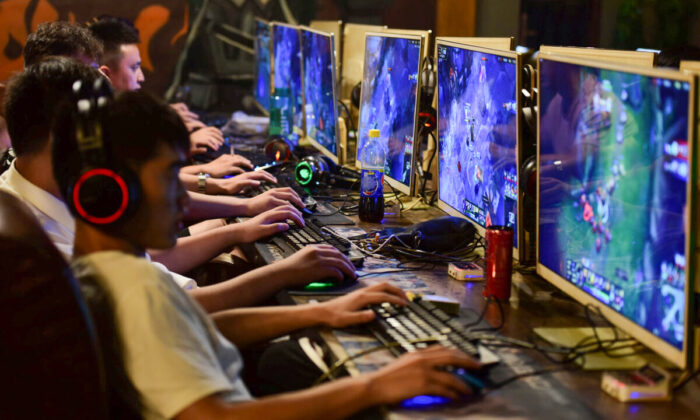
[67,79,141,226]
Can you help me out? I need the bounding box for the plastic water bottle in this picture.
[359,129,385,222]
[269,87,293,137]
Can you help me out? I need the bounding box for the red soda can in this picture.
[483,226,513,300]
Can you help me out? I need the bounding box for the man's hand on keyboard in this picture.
[238,204,304,242]
[185,119,206,132]
[245,188,304,215]
[200,154,256,177]
[208,171,278,195]
[275,244,357,287]
[365,346,482,404]
[170,102,200,123]
[319,283,409,328]
[189,127,225,155]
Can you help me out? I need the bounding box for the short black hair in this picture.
[3,56,104,157]
[88,16,140,67]
[24,21,103,67]
[52,90,190,209]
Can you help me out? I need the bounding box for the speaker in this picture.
[66,79,141,226]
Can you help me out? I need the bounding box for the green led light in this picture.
[295,161,314,185]
[304,281,336,290]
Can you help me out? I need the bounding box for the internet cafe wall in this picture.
[0,0,188,95]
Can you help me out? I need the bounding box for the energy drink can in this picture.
[483,226,513,300]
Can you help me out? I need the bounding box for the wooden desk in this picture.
[294,198,700,419]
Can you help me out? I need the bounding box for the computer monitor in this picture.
[382,28,433,59]
[301,27,340,163]
[435,40,522,257]
[254,18,271,114]
[539,46,657,67]
[436,37,514,52]
[271,22,304,146]
[340,23,386,102]
[310,20,342,82]
[356,32,425,195]
[537,53,696,369]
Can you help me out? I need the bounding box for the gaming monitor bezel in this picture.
[253,18,271,116]
[270,22,305,139]
[434,40,523,260]
[300,26,341,164]
[536,52,697,369]
[356,31,426,196]
[539,45,657,68]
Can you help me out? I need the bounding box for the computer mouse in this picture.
[302,274,358,292]
[449,367,493,394]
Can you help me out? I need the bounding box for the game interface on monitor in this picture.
[302,30,338,156]
[538,58,691,349]
[254,20,271,111]
[437,44,519,245]
[357,35,422,187]
[273,25,303,145]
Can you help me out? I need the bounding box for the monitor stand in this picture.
[533,327,649,370]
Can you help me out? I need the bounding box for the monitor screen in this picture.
[436,43,519,246]
[357,34,422,191]
[302,29,339,159]
[538,58,692,351]
[272,24,303,145]
[254,20,271,111]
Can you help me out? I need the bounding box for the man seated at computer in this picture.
[88,16,269,196]
[14,21,307,267]
[1,57,355,313]
[53,87,480,419]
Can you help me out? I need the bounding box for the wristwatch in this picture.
[197,172,210,193]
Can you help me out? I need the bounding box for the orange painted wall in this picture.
[0,0,188,96]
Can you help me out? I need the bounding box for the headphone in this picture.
[420,55,436,108]
[351,82,362,109]
[66,79,141,226]
[263,135,293,162]
[294,154,359,189]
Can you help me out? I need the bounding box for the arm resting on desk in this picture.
[210,282,407,347]
[187,244,359,313]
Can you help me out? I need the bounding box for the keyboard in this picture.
[273,217,364,267]
[369,299,480,358]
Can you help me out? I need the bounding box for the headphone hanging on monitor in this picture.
[418,56,437,133]
[66,79,141,226]
[420,55,436,107]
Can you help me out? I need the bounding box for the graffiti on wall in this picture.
[0,0,188,95]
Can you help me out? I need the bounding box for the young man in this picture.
[87,15,252,181]
[24,20,103,68]
[53,88,480,420]
[1,57,353,312]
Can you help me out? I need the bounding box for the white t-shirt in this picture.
[0,161,196,290]
[71,251,251,420]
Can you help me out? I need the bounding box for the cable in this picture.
[486,366,579,391]
[337,100,355,134]
[420,131,438,200]
[673,369,700,390]
[469,298,505,332]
